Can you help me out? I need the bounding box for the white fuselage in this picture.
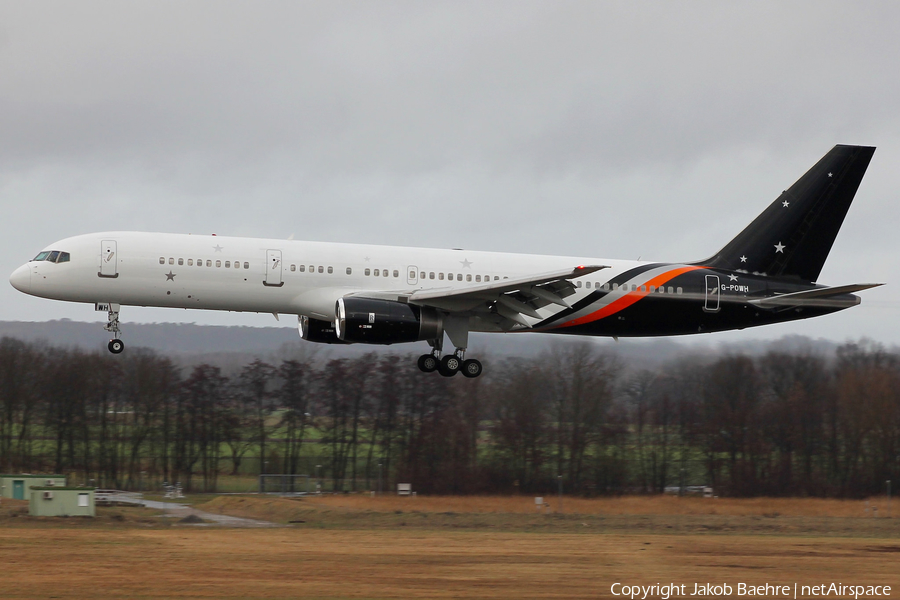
[10,231,640,329]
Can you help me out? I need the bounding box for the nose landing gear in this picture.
[104,303,125,354]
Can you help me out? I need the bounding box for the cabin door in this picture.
[264,249,284,287]
[99,240,118,278]
[407,265,419,286]
[703,274,720,313]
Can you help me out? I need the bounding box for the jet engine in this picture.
[298,315,348,344]
[335,297,442,344]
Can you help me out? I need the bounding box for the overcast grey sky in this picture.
[1,1,898,345]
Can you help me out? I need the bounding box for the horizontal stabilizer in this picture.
[749,283,882,308]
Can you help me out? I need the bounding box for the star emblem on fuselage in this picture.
[740,255,748,263]
[213,244,223,253]
[460,259,473,268]
[774,242,785,253]
[782,200,790,208]
[729,274,738,281]
[165,271,176,281]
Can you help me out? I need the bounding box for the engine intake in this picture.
[335,298,442,345]
[298,315,348,344]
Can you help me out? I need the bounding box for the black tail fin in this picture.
[699,145,875,282]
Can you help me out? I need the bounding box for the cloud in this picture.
[1,1,898,342]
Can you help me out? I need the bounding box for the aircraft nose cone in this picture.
[9,264,31,293]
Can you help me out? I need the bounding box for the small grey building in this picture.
[0,474,66,500]
[29,487,96,517]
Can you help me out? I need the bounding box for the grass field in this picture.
[1,495,898,599]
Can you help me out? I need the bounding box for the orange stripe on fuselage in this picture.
[558,265,705,328]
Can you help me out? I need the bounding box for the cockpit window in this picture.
[31,250,71,263]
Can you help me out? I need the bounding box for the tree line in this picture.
[0,335,897,497]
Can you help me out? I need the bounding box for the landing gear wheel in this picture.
[461,359,483,378]
[417,354,438,373]
[438,354,461,377]
[108,339,125,354]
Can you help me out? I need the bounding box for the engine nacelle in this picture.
[298,315,348,344]
[335,298,442,345]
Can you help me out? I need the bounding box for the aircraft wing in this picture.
[348,265,608,328]
[748,283,883,308]
[416,265,609,328]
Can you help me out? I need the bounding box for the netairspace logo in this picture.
[610,583,892,599]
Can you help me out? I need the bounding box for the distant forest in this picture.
[0,335,897,497]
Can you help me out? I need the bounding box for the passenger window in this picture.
[466,274,472,282]
[187,259,193,266]
[475,275,481,282]
[169,258,174,265]
[667,286,674,294]
[439,273,444,280]
[677,287,683,294]
[326,266,332,274]
[244,262,250,269]
[383,270,388,277]
[226,261,232,268]
[576,281,582,288]
[216,260,221,267]
[234,261,240,268]
[494,276,499,281]
[207,260,212,267]
[159,257,165,264]
[419,271,425,279]
[365,268,371,276]
[457,274,462,281]
[393,270,399,278]
[374,269,380,276]
[308,265,313,272]
[346,267,352,275]
[300,265,306,272]
[58,252,70,263]
[649,286,655,292]
[429,272,435,279]
[631,285,637,291]
[318,266,324,274]
[178,258,184,266]
[585,282,591,289]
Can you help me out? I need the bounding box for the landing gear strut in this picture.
[104,303,124,354]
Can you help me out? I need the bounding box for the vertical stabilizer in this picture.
[700,145,875,282]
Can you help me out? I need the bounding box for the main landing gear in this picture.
[417,338,482,378]
[104,303,125,354]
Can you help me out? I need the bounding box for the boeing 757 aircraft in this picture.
[9,145,881,377]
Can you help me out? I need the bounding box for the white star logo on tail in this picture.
[774,242,785,253]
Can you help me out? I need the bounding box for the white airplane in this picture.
[9,145,882,377]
